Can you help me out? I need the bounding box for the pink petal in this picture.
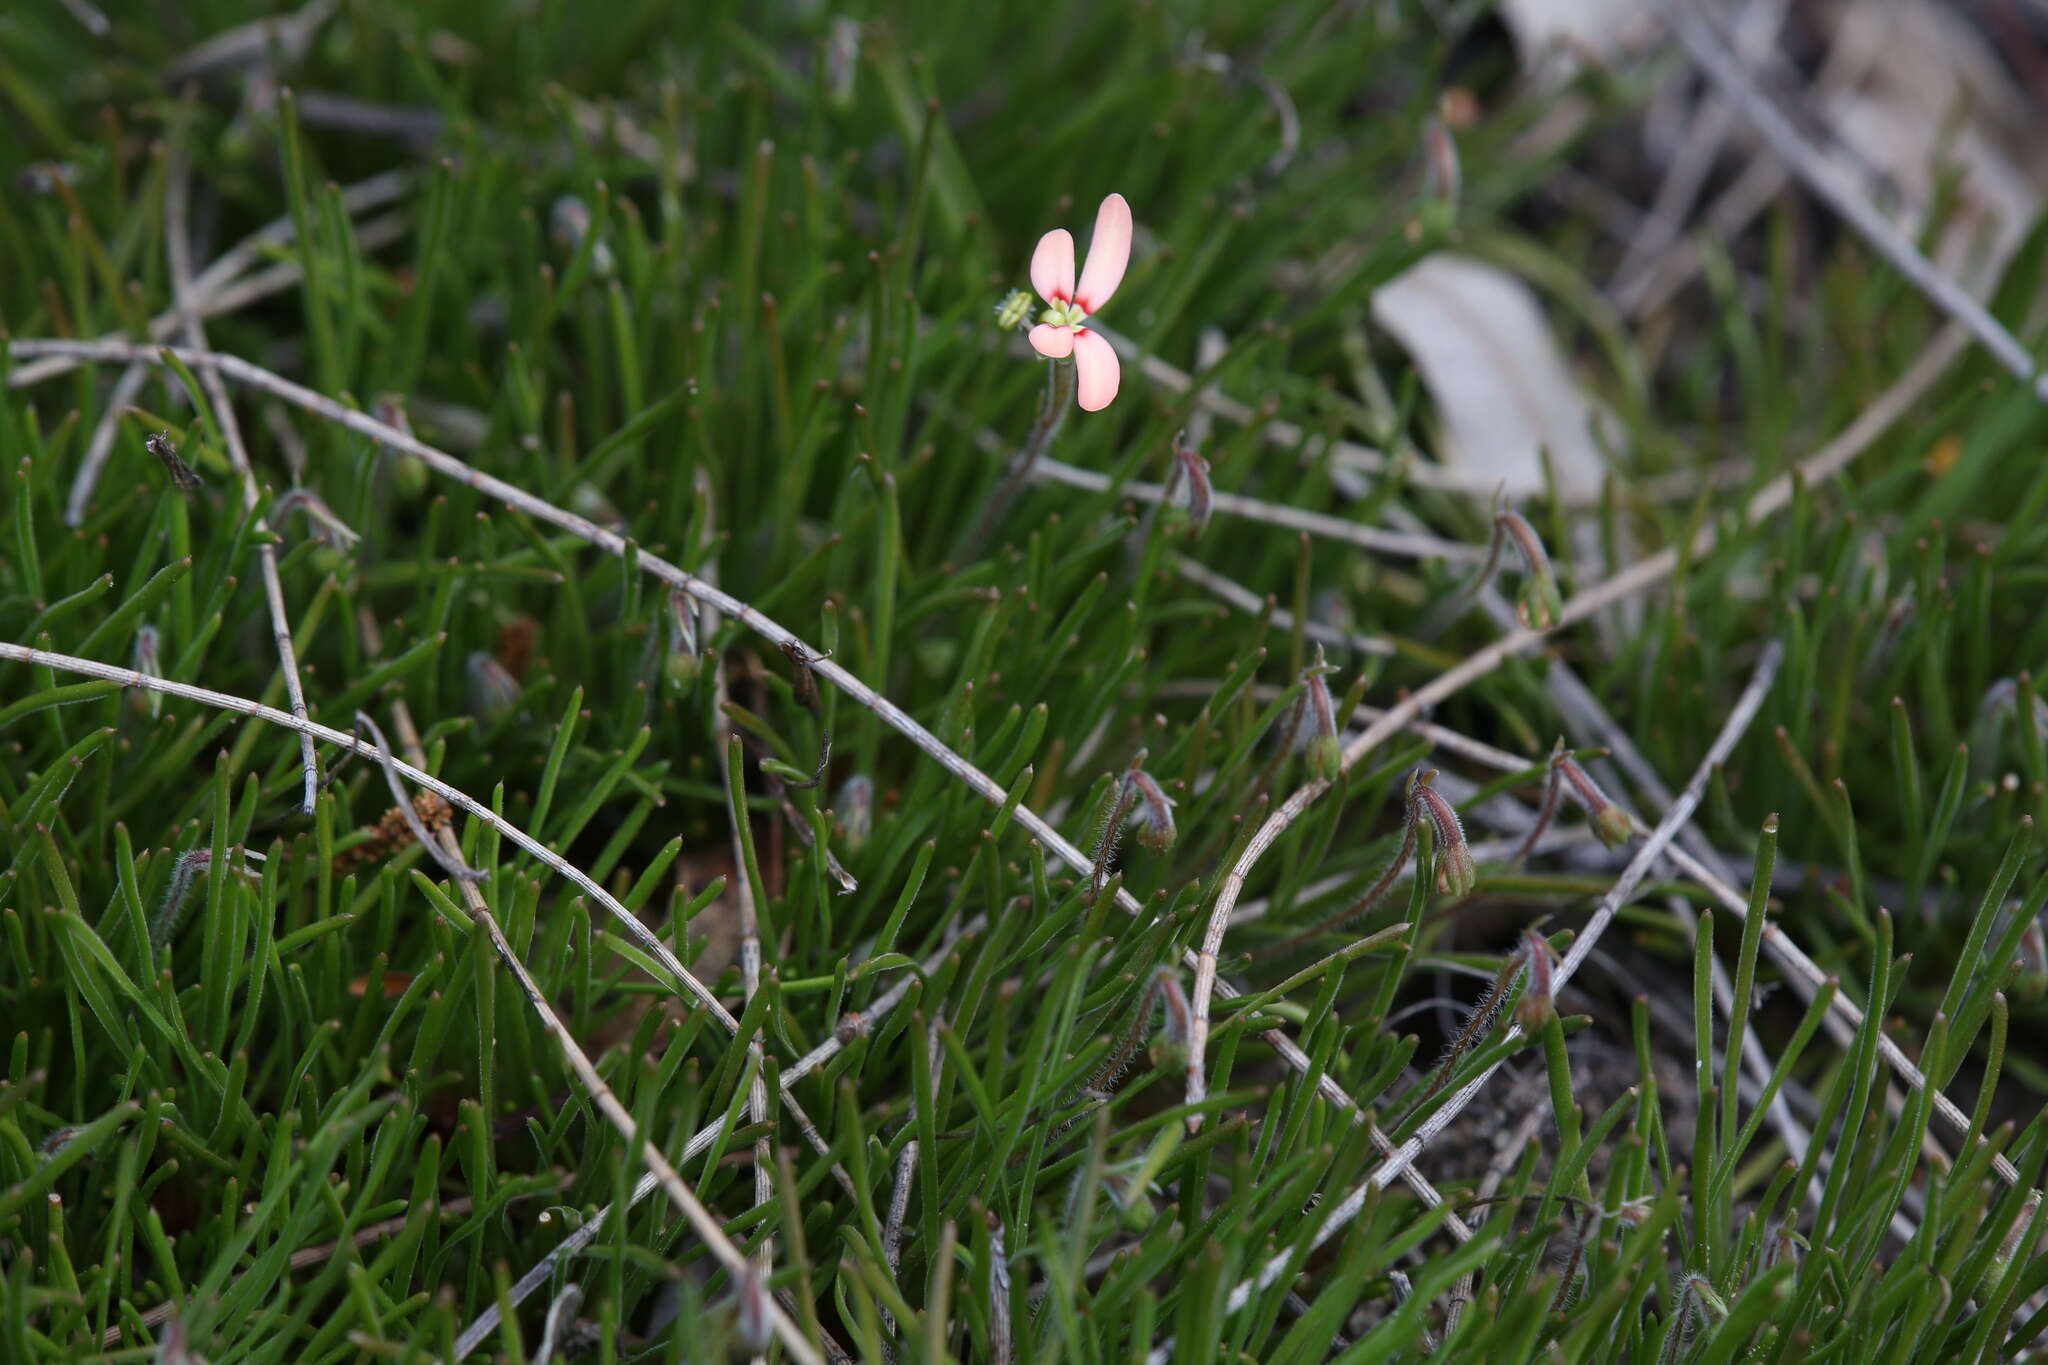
[1028,323,1074,358]
[1075,193,1132,312]
[1072,329,1120,411]
[1030,228,1075,303]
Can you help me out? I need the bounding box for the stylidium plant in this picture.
[1401,938,1530,1118]
[968,193,1132,546]
[1511,738,1571,865]
[1075,965,1194,1107]
[1025,192,1132,411]
[153,846,265,952]
[152,848,214,952]
[1660,1272,1728,1365]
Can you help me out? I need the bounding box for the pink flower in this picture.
[1026,192,1132,411]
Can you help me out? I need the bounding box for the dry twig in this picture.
[166,145,320,812]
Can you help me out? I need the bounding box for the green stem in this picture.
[964,359,1075,551]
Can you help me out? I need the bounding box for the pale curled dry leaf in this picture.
[1495,0,1662,84]
[1370,253,1620,500]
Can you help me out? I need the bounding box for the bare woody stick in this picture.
[1144,640,1784,1365]
[1172,556,1394,658]
[4,337,1479,1242]
[1022,451,1487,565]
[882,1138,920,1355]
[165,146,321,813]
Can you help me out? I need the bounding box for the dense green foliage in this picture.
[6,1,2048,1361]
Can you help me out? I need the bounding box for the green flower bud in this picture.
[1435,841,1477,898]
[1590,801,1633,849]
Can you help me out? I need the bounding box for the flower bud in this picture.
[1421,116,1461,211]
[569,482,625,532]
[1435,841,1477,898]
[1413,779,1476,897]
[664,590,702,690]
[1166,436,1213,534]
[1497,512,1561,629]
[1300,646,1344,778]
[1515,929,1555,1033]
[1517,576,1563,631]
[835,773,875,850]
[1149,966,1193,1070]
[734,1261,771,1351]
[373,394,430,500]
[1125,768,1176,853]
[467,651,522,726]
[271,487,361,552]
[1589,800,1633,850]
[1557,755,1631,849]
[994,288,1034,331]
[825,17,861,108]
[132,624,163,719]
[1994,1190,2042,1271]
[2017,922,2047,1002]
[550,195,614,276]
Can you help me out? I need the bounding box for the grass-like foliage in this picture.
[6,1,2048,1361]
